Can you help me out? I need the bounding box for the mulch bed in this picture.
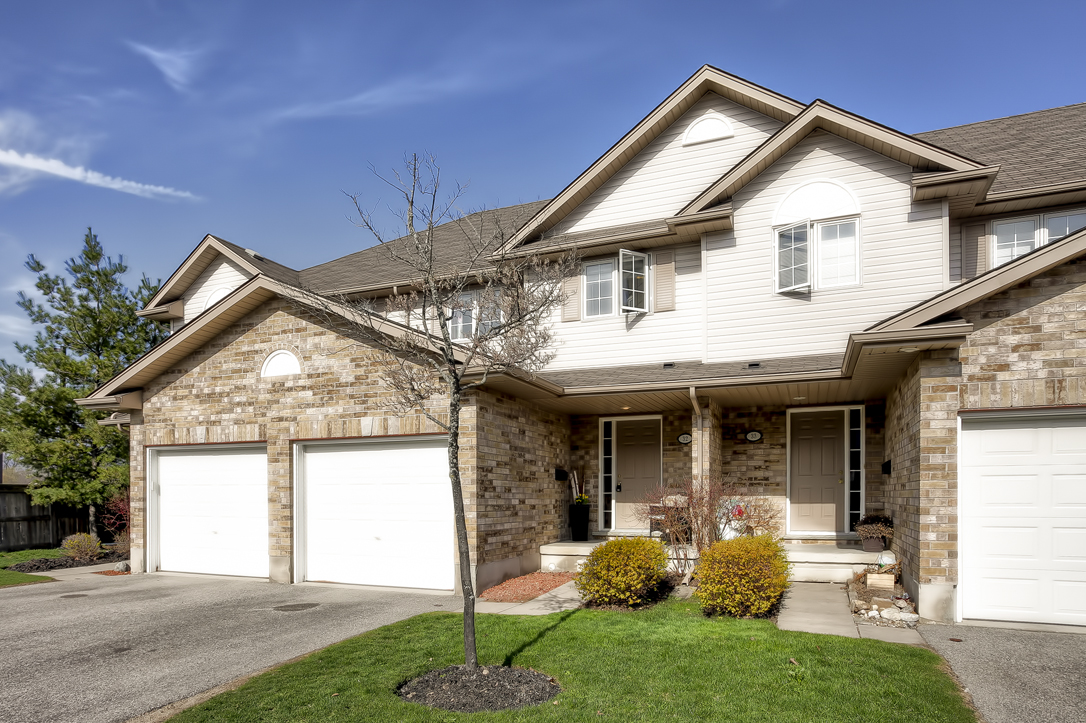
[479,572,576,603]
[398,664,560,712]
[8,551,128,574]
[92,570,131,576]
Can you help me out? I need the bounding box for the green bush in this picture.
[695,534,790,617]
[61,533,102,563]
[574,537,668,607]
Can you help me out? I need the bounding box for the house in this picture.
[79,66,1086,626]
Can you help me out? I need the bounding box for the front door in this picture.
[789,410,845,533]
[614,418,661,529]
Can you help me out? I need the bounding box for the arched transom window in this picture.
[260,349,301,378]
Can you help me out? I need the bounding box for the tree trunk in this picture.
[447,382,478,668]
[88,503,97,537]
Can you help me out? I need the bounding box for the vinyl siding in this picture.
[544,243,704,370]
[181,256,253,323]
[703,130,946,363]
[949,222,962,283]
[551,94,783,235]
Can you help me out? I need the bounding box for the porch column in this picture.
[691,397,724,481]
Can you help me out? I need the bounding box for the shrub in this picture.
[854,513,893,540]
[110,530,131,557]
[575,537,668,607]
[101,490,130,535]
[695,534,790,617]
[61,533,102,562]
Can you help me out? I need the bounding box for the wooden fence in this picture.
[0,485,89,552]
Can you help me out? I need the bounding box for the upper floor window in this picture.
[619,250,648,313]
[775,218,859,293]
[584,261,614,317]
[448,290,502,341]
[682,113,734,146]
[261,349,301,378]
[993,208,1086,266]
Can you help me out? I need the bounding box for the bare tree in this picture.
[292,154,578,668]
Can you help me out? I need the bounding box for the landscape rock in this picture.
[866,609,880,619]
[114,561,130,572]
[894,599,909,609]
[899,612,920,623]
[872,597,894,609]
[880,608,902,621]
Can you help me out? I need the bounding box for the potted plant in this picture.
[854,513,893,552]
[569,472,590,542]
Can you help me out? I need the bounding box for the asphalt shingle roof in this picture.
[915,102,1086,195]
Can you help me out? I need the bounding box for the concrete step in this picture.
[785,543,879,583]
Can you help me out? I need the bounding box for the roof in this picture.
[211,237,301,286]
[915,103,1086,195]
[298,200,549,294]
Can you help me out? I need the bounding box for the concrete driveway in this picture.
[0,566,462,723]
[920,623,1086,723]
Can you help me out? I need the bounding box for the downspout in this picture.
[688,386,703,482]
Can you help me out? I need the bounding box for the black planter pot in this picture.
[569,504,590,542]
[861,536,886,552]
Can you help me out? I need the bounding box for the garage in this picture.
[151,446,270,578]
[960,413,1086,625]
[297,436,454,590]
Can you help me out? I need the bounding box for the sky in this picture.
[2,0,1085,357]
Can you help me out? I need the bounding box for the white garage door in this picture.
[961,415,1086,625]
[155,447,269,578]
[300,437,454,590]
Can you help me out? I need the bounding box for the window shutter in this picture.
[962,223,987,279]
[561,275,581,322]
[653,251,675,312]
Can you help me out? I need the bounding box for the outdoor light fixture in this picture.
[793,396,806,401]
[898,347,920,353]
[621,406,631,410]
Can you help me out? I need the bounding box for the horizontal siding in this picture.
[551,94,783,235]
[182,257,253,323]
[544,243,703,370]
[949,222,962,283]
[704,130,946,363]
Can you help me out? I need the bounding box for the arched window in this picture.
[202,287,232,312]
[682,113,734,146]
[260,349,301,378]
[773,180,862,293]
[773,180,860,227]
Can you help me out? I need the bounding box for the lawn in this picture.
[0,547,65,569]
[171,599,975,723]
[0,568,53,588]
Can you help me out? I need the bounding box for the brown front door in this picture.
[614,418,661,529]
[789,410,845,533]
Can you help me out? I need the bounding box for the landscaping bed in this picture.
[169,598,977,723]
[398,664,559,712]
[7,550,128,573]
[0,547,66,569]
[480,572,576,603]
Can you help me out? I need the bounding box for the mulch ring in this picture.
[398,664,560,712]
[479,572,576,603]
[8,552,129,574]
[92,570,131,576]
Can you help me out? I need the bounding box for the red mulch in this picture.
[92,570,131,576]
[479,572,576,603]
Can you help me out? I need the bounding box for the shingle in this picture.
[537,354,843,389]
[915,103,1086,194]
[212,236,302,287]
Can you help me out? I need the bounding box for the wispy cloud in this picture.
[127,42,206,92]
[0,313,31,338]
[270,72,476,121]
[0,148,196,200]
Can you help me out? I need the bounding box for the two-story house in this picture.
[80,66,1086,625]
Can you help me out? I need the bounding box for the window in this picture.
[449,292,475,341]
[682,113,734,146]
[261,349,301,377]
[584,261,614,317]
[992,208,1086,267]
[1046,211,1086,243]
[448,290,503,341]
[477,289,502,335]
[619,250,648,313]
[776,218,859,293]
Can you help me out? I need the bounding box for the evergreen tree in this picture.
[0,228,167,520]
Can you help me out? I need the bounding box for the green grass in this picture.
[171,599,975,723]
[0,547,65,569]
[0,568,54,588]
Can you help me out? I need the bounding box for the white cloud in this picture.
[0,313,30,338]
[0,148,197,200]
[271,73,476,121]
[127,42,206,92]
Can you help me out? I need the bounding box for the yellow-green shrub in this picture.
[61,533,102,563]
[694,534,790,617]
[574,537,668,607]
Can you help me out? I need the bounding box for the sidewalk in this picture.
[777,582,925,645]
[476,580,582,616]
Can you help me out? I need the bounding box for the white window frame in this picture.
[991,207,1086,267]
[619,249,649,314]
[582,259,616,319]
[774,215,861,294]
[448,291,475,341]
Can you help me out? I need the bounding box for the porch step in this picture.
[540,539,696,574]
[784,543,879,583]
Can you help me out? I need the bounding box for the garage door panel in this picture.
[302,438,454,590]
[156,448,269,578]
[962,416,1086,625]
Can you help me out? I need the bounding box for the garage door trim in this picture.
[146,443,269,577]
[291,434,449,586]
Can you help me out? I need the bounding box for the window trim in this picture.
[619,249,649,314]
[773,214,862,294]
[582,258,617,319]
[581,253,655,320]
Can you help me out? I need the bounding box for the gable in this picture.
[181,255,254,323]
[549,94,783,236]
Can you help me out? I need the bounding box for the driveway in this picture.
[0,567,462,723]
[920,623,1086,723]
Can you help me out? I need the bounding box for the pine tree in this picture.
[0,228,168,521]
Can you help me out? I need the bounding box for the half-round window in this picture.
[260,349,301,378]
[202,287,232,312]
[774,180,860,226]
[682,113,734,146]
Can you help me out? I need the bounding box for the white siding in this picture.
[950,222,962,283]
[545,243,704,370]
[551,94,783,235]
[181,256,253,323]
[702,130,947,363]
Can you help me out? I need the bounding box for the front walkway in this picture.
[777,582,925,645]
[476,581,582,616]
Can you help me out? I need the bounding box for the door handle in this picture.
[617,484,622,493]
[838,479,843,484]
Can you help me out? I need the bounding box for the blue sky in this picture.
[2,0,1084,354]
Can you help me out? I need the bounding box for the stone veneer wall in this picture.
[129,297,569,589]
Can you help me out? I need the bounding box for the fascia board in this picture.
[501,66,804,254]
[75,391,143,411]
[136,299,184,320]
[868,228,1086,332]
[144,235,261,309]
[841,324,973,376]
[558,367,842,396]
